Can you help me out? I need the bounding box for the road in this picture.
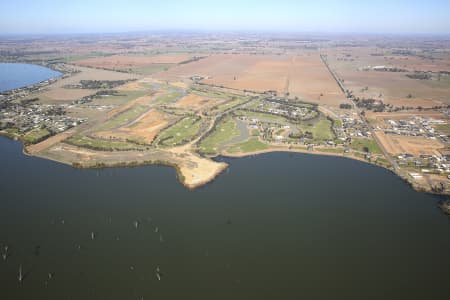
[320,53,401,172]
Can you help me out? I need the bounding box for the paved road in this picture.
[320,53,401,172]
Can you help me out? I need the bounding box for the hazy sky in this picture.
[1,0,450,35]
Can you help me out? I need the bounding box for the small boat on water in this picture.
[156,267,162,281]
[91,232,95,240]
[18,265,23,283]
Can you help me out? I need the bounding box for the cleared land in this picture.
[366,111,448,122]
[38,66,139,103]
[374,131,444,156]
[156,54,347,107]
[173,94,223,110]
[94,109,170,144]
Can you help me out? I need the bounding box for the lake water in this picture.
[0,136,449,299]
[0,63,61,92]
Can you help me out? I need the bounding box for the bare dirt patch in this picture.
[173,94,223,110]
[374,131,444,156]
[366,111,448,122]
[95,109,169,144]
[26,130,76,154]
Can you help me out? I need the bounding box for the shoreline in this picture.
[220,147,443,196]
[0,62,64,94]
[0,134,447,196]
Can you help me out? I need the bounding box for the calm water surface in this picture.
[0,136,449,299]
[0,63,61,92]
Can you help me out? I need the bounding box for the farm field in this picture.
[37,66,139,103]
[156,54,347,107]
[326,48,450,107]
[73,54,196,72]
[2,33,449,194]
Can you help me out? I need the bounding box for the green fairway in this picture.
[22,128,52,144]
[227,137,269,153]
[211,97,248,114]
[65,135,145,151]
[154,89,184,105]
[234,110,290,124]
[157,116,202,146]
[298,117,335,141]
[350,138,383,154]
[95,105,148,132]
[199,117,239,154]
[100,90,149,106]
